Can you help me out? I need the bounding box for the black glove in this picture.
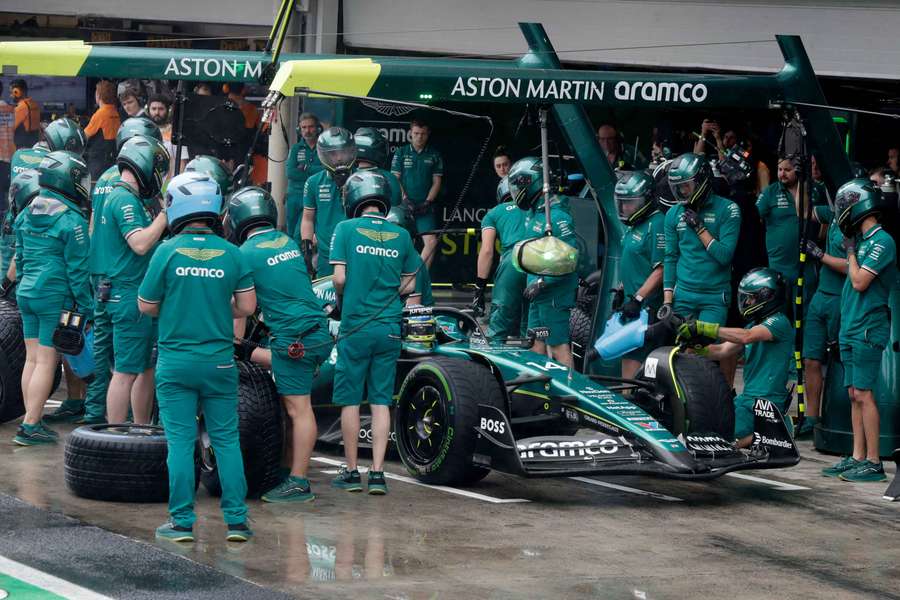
[682,208,706,234]
[412,202,431,217]
[621,295,642,321]
[523,278,546,301]
[842,236,856,256]
[611,286,625,312]
[657,302,673,321]
[805,240,824,261]
[300,239,316,278]
[470,277,487,317]
[0,277,15,299]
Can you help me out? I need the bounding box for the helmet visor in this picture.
[76,172,92,202]
[737,289,758,317]
[670,179,697,205]
[320,146,357,171]
[615,194,648,221]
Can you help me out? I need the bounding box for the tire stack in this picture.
[0,299,27,423]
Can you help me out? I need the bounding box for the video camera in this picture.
[715,143,754,186]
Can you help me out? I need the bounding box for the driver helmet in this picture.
[317,127,356,188]
[835,178,883,237]
[165,171,224,234]
[38,150,92,210]
[8,169,41,217]
[403,305,437,345]
[117,136,170,199]
[737,267,785,322]
[343,170,390,219]
[184,155,233,197]
[116,117,161,153]
[614,170,656,226]
[225,186,279,244]
[354,127,389,169]
[507,157,543,211]
[496,176,511,204]
[667,152,712,210]
[43,118,87,155]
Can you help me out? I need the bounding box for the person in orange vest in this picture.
[10,80,41,149]
[226,83,268,186]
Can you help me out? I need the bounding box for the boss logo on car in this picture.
[479,417,506,435]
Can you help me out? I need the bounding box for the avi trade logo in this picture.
[164,57,263,79]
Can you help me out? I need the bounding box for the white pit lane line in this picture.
[0,555,114,600]
[568,477,684,502]
[311,456,529,504]
[725,472,810,491]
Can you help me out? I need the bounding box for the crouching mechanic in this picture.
[139,172,256,542]
[226,186,331,503]
[508,157,578,368]
[471,177,529,339]
[329,170,418,494]
[822,180,898,482]
[615,171,665,378]
[94,136,169,424]
[678,268,792,447]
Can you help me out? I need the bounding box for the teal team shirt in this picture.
[817,219,847,296]
[329,214,418,330]
[663,194,741,294]
[523,197,578,304]
[239,228,325,343]
[390,144,443,205]
[285,139,322,237]
[756,181,829,282]
[138,227,254,363]
[299,170,344,255]
[839,224,898,343]
[89,165,121,276]
[481,201,530,255]
[93,182,157,287]
[742,312,793,402]
[10,147,46,178]
[620,210,666,313]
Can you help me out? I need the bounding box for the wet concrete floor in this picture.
[1,394,899,599]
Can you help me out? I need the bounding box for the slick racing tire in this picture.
[569,307,593,371]
[395,358,503,486]
[200,360,284,498]
[63,424,194,502]
[0,299,26,423]
[672,353,735,439]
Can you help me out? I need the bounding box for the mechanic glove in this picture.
[611,286,625,312]
[412,202,431,217]
[676,319,719,344]
[300,239,316,278]
[470,277,488,317]
[522,278,546,301]
[805,240,825,261]
[0,277,15,299]
[620,295,642,322]
[842,236,857,256]
[682,208,707,235]
[656,302,673,321]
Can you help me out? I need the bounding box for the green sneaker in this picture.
[795,417,817,440]
[155,522,194,542]
[13,423,58,446]
[38,421,59,439]
[822,456,859,478]
[226,522,253,542]
[77,414,107,425]
[44,399,85,423]
[261,476,315,503]
[839,460,887,483]
[367,471,388,495]
[331,466,363,492]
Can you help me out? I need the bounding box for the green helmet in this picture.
[38,150,91,208]
[8,169,41,215]
[185,155,233,197]
[835,178,883,237]
[354,127,389,169]
[225,186,278,244]
[116,117,161,152]
[615,170,656,225]
[386,205,415,236]
[496,176,511,203]
[667,152,711,209]
[43,118,87,155]
[117,136,170,199]
[508,157,544,210]
[317,127,356,187]
[343,170,390,219]
[737,267,785,322]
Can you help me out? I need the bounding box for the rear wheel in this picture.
[395,358,503,486]
[0,299,25,423]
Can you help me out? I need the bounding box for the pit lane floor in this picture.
[0,398,898,599]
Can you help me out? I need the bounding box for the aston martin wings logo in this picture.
[256,235,290,249]
[175,248,226,261]
[357,227,400,242]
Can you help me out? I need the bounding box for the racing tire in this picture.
[395,358,503,486]
[200,360,284,499]
[569,307,593,371]
[0,299,26,423]
[63,424,193,502]
[672,353,735,438]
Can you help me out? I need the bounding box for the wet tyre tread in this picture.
[673,352,735,438]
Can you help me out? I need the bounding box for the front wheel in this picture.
[395,358,504,486]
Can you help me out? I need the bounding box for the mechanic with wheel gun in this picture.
[677,267,793,448]
[508,157,578,368]
[662,153,741,362]
[138,171,256,543]
[328,170,418,495]
[821,180,898,483]
[93,135,169,424]
[299,127,357,278]
[12,151,93,445]
[471,176,529,339]
[226,186,332,503]
[82,117,164,425]
[614,170,666,379]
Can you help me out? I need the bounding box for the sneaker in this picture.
[76,415,106,425]
[795,417,817,439]
[839,460,887,483]
[821,456,859,478]
[155,522,194,542]
[261,476,315,503]
[367,471,388,495]
[226,522,253,542]
[38,421,59,439]
[13,423,58,446]
[331,466,363,492]
[44,400,85,423]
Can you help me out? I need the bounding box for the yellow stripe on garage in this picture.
[0,40,92,77]
[269,58,381,98]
